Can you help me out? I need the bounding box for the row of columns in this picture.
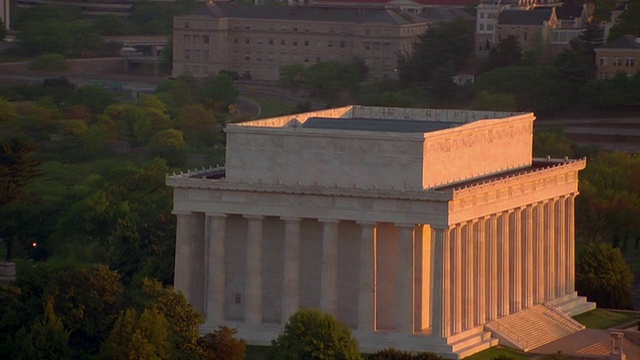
[173,193,577,339]
[174,214,390,332]
[432,193,577,338]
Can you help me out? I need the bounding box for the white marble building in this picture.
[167,105,594,358]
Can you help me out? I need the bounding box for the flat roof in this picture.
[302,117,464,132]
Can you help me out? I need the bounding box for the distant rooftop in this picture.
[302,117,464,132]
[598,34,640,50]
[497,8,553,25]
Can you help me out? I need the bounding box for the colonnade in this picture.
[173,193,577,340]
[432,193,577,338]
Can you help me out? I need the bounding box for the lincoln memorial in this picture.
[166,105,595,359]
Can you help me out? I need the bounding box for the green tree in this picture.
[368,349,442,359]
[474,66,571,113]
[27,53,69,71]
[471,91,517,112]
[129,278,205,359]
[533,130,576,158]
[179,104,221,148]
[278,63,307,93]
[608,0,640,40]
[13,301,73,360]
[576,242,634,309]
[268,308,361,360]
[14,263,124,355]
[145,129,188,167]
[0,98,18,124]
[396,20,474,96]
[100,308,171,360]
[0,286,28,358]
[198,326,246,360]
[69,85,116,115]
[201,73,239,113]
[485,35,522,70]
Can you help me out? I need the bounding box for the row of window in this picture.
[184,49,210,61]
[477,23,495,32]
[183,34,210,44]
[599,57,636,67]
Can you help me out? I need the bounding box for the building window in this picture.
[304,40,309,46]
[281,39,285,45]
[245,26,250,30]
[364,42,370,50]
[193,65,199,73]
[479,24,485,31]
[245,53,250,61]
[613,58,622,66]
[328,41,333,48]
[293,27,298,32]
[340,41,346,48]
[235,293,241,304]
[268,52,274,61]
[184,49,190,60]
[487,24,494,31]
[626,58,636,67]
[183,65,190,73]
[269,39,274,45]
[257,39,263,45]
[184,21,190,29]
[203,66,209,74]
[203,35,209,44]
[293,40,298,46]
[599,57,607,66]
[194,49,200,59]
[316,56,321,62]
[304,56,309,63]
[234,38,238,44]
[183,35,190,43]
[204,50,209,60]
[256,52,262,61]
[245,39,250,44]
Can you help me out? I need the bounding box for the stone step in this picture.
[456,337,499,359]
[486,304,583,352]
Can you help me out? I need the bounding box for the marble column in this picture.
[475,217,487,326]
[174,211,192,300]
[358,221,377,332]
[396,223,415,334]
[510,208,522,314]
[534,202,545,304]
[523,205,534,309]
[545,199,556,301]
[487,214,499,321]
[556,198,566,297]
[498,211,511,317]
[281,217,301,324]
[244,215,264,325]
[320,219,339,315]
[431,226,451,338]
[451,224,463,334]
[566,194,577,294]
[462,221,475,330]
[206,213,227,325]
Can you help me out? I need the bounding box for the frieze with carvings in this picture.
[426,122,531,153]
[450,167,581,213]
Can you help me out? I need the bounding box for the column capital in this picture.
[243,214,265,220]
[206,212,227,219]
[318,218,340,224]
[281,216,301,222]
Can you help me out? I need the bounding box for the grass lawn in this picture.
[464,346,532,360]
[254,97,295,119]
[573,308,639,329]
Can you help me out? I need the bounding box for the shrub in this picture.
[27,53,69,71]
[198,326,246,360]
[267,308,361,360]
[368,348,443,360]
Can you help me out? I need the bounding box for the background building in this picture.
[172,3,472,80]
[167,105,594,359]
[595,34,640,80]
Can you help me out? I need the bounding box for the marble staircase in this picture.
[485,304,585,352]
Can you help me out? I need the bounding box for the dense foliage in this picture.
[576,242,634,309]
[268,308,362,360]
[368,348,442,359]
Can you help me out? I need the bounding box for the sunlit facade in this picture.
[167,105,594,358]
